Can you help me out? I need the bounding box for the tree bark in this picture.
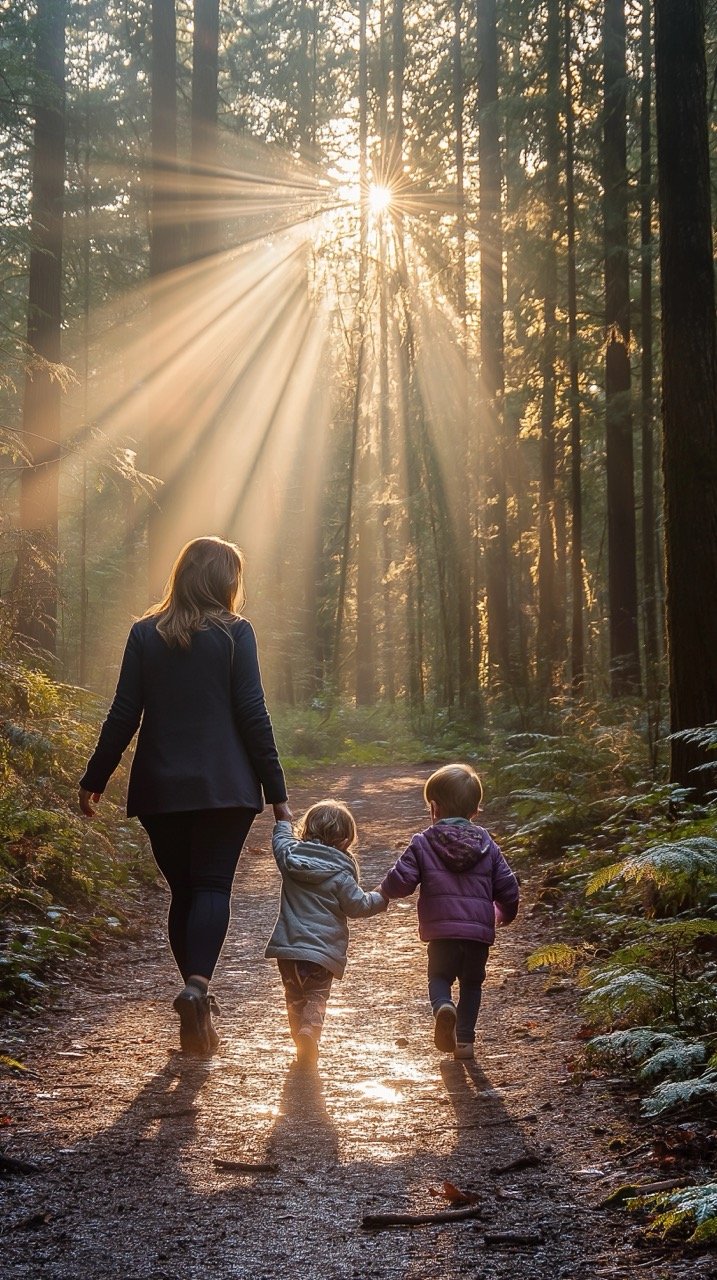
[639,0,659,701]
[655,0,717,795]
[536,0,560,694]
[603,0,641,695]
[147,0,180,599]
[564,0,584,691]
[354,0,376,704]
[476,0,510,687]
[16,0,67,655]
[452,0,475,708]
[190,0,219,262]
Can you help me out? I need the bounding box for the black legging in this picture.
[139,808,255,981]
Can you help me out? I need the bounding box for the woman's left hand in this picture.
[79,787,102,817]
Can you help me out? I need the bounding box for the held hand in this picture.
[273,801,294,823]
[79,787,101,817]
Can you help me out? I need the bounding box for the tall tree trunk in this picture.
[378,0,395,702]
[147,0,180,599]
[452,0,475,708]
[354,0,376,704]
[536,0,560,694]
[393,0,421,705]
[79,0,92,685]
[190,0,219,262]
[640,0,659,702]
[297,0,315,161]
[392,0,404,158]
[655,0,717,795]
[297,1,322,698]
[476,0,510,687]
[603,0,641,695]
[16,0,67,655]
[564,0,584,691]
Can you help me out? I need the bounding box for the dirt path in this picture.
[0,766,710,1280]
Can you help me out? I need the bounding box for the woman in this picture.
[79,536,291,1055]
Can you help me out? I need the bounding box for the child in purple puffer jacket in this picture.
[379,763,519,1061]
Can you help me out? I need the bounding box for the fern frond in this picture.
[670,722,717,752]
[585,861,628,894]
[526,942,583,971]
[587,1027,678,1067]
[583,968,670,1024]
[640,1040,707,1083]
[641,1069,717,1117]
[628,1181,717,1243]
[586,836,717,895]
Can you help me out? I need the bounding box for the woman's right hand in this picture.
[272,801,294,823]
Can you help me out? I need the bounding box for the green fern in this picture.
[639,1039,707,1083]
[641,1069,717,1117]
[586,836,717,896]
[526,942,585,972]
[583,967,670,1024]
[627,1181,717,1244]
[588,1027,683,1067]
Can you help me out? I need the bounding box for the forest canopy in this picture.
[2,0,717,795]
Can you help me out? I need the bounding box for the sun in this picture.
[368,183,393,215]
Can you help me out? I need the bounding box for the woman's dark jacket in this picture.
[79,616,287,817]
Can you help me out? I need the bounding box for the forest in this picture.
[2,0,717,1272]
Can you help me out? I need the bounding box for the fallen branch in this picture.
[213,1158,279,1174]
[489,1153,543,1175]
[362,1205,482,1230]
[483,1232,546,1247]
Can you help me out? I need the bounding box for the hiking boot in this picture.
[433,1003,457,1053]
[173,983,213,1055]
[454,1042,474,1061]
[295,1027,319,1067]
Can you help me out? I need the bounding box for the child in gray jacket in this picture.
[266,800,387,1065]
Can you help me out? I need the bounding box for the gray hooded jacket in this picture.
[265,821,387,977]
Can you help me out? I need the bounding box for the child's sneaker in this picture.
[454,1042,474,1060]
[433,1003,457,1052]
[295,1027,319,1067]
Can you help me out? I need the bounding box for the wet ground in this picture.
[1,766,712,1279]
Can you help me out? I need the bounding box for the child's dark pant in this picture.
[427,939,490,1044]
[277,959,334,1043]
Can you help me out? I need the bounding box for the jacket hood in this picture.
[421,822,492,872]
[284,839,358,884]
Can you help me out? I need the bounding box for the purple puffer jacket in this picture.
[379,821,519,944]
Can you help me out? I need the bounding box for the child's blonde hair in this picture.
[298,800,357,851]
[424,763,483,819]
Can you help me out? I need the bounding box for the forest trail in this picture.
[0,765,708,1280]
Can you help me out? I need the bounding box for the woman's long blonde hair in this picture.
[144,536,245,649]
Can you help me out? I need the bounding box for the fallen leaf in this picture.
[427,1181,479,1206]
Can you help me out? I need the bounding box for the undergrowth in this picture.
[516,705,717,1246]
[271,700,490,773]
[0,647,153,1010]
